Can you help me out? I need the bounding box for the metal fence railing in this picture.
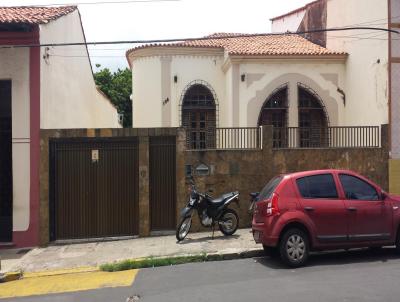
[272,126,380,149]
[186,127,261,150]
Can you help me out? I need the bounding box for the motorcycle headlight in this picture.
[189,197,195,206]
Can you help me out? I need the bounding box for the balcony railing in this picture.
[185,126,380,150]
[272,126,380,149]
[186,127,261,150]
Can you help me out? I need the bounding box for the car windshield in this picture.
[258,176,283,200]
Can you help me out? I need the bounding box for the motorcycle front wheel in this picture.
[176,217,192,241]
[218,209,239,236]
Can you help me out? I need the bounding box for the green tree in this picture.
[94,66,132,127]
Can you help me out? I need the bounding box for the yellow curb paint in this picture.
[24,266,98,278]
[0,269,139,299]
[2,272,22,282]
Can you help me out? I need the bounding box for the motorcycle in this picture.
[248,192,260,215]
[176,178,240,241]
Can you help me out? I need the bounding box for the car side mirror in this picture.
[381,191,387,201]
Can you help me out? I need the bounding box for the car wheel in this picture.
[396,230,400,254]
[279,228,310,267]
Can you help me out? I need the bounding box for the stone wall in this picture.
[39,125,389,245]
[183,125,389,231]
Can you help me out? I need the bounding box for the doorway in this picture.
[0,80,12,242]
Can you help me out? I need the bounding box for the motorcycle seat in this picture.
[250,192,259,199]
[211,191,238,206]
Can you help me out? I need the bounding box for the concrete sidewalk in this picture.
[1,228,262,273]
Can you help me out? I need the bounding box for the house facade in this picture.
[0,6,120,247]
[127,0,393,152]
[128,34,349,149]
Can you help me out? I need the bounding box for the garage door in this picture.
[50,138,139,240]
[149,136,176,231]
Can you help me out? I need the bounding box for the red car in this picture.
[252,169,400,267]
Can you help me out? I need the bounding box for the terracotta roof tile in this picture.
[127,33,346,57]
[0,6,77,24]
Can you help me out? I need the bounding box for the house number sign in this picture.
[92,150,99,163]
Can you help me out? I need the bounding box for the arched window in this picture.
[298,84,329,147]
[258,85,288,148]
[181,83,216,149]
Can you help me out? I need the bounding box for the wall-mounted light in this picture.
[337,87,346,106]
[241,74,246,82]
[174,75,178,83]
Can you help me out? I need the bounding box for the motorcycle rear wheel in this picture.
[176,217,192,241]
[218,209,239,236]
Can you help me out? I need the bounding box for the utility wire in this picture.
[1,26,399,49]
[12,0,180,7]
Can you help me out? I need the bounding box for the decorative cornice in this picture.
[221,53,347,73]
[127,46,223,66]
[228,54,348,64]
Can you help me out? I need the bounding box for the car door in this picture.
[338,173,392,242]
[295,173,348,243]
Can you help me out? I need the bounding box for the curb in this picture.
[24,266,99,279]
[0,271,22,283]
[100,248,265,271]
[0,249,265,281]
[0,267,99,283]
[207,249,264,261]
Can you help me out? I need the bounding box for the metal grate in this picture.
[272,126,380,149]
[186,127,261,150]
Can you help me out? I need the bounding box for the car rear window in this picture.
[258,176,283,200]
[296,174,338,199]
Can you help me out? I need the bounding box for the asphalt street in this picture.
[3,248,400,302]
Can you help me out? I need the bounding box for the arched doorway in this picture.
[181,82,216,149]
[298,84,329,147]
[257,85,288,148]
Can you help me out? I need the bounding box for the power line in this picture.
[1,26,399,49]
[17,0,180,7]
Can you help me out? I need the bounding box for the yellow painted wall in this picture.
[389,159,400,194]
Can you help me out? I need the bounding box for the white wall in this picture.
[326,0,389,127]
[271,10,306,33]
[0,48,30,232]
[131,53,226,128]
[39,10,120,129]
[171,55,225,127]
[130,48,346,130]
[238,60,346,127]
[132,57,162,127]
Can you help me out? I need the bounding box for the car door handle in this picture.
[304,207,314,211]
[347,207,357,212]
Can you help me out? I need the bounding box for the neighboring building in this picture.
[271,0,326,47]
[389,0,400,193]
[0,6,120,247]
[271,0,400,192]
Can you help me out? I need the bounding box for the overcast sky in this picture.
[1,0,313,70]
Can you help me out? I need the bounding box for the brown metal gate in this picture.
[50,138,139,240]
[149,136,176,231]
